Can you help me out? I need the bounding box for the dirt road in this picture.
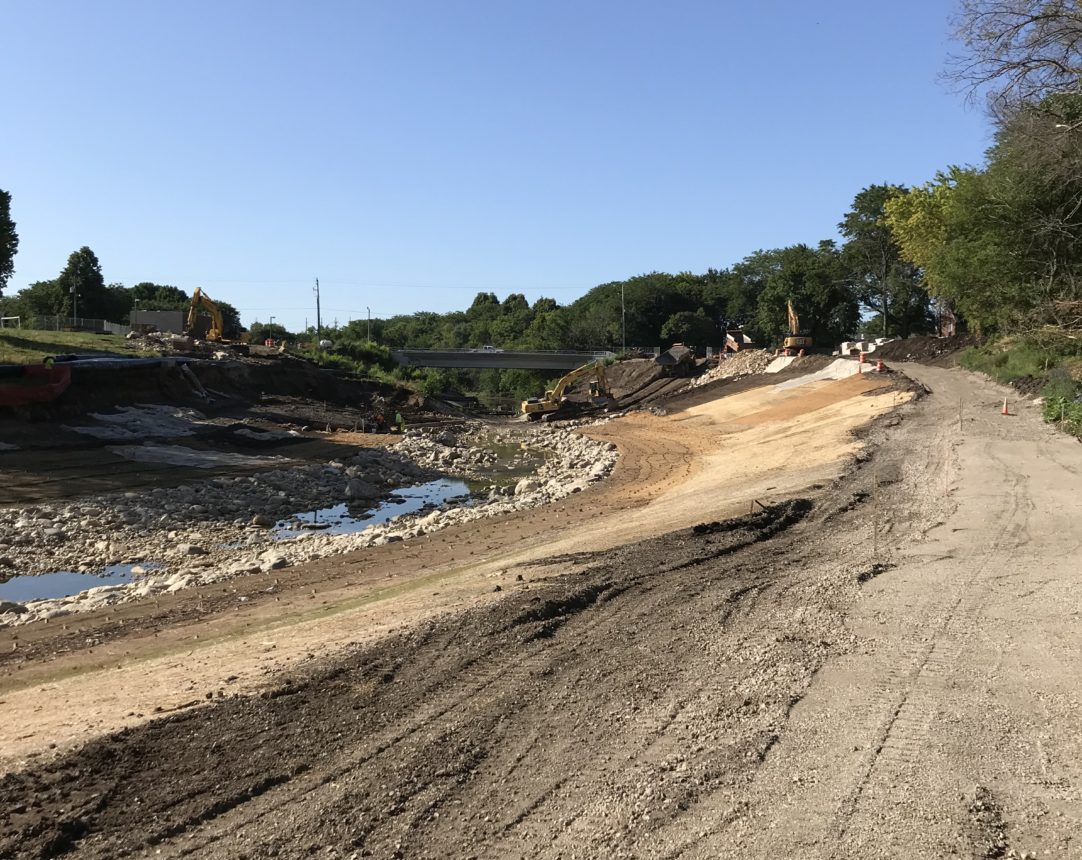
[1,364,1079,858]
[723,364,1082,858]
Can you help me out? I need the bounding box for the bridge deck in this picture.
[390,349,614,370]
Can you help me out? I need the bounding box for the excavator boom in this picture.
[521,361,615,420]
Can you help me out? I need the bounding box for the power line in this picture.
[99,276,590,292]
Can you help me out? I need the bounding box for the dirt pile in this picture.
[602,357,699,409]
[871,334,970,363]
[685,349,773,388]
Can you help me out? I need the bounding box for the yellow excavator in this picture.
[521,361,616,421]
[782,299,814,356]
[185,287,225,341]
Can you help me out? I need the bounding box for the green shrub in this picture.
[308,351,358,373]
[333,338,396,371]
[1042,395,1082,435]
[959,341,1054,383]
[1042,370,1082,436]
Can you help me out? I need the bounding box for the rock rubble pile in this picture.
[684,349,773,389]
[0,424,618,626]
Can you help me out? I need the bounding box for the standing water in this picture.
[274,478,471,539]
[0,562,160,603]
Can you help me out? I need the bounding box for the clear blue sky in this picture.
[2,0,990,332]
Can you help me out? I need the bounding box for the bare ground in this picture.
[0,364,1079,858]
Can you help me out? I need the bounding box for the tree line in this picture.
[335,186,931,356]
[2,178,933,355]
[0,241,241,337]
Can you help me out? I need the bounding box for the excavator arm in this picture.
[521,360,614,419]
[186,287,224,341]
[549,361,607,400]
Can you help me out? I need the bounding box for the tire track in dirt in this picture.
[698,363,1082,859]
[1,375,920,859]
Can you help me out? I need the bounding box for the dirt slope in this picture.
[0,374,900,775]
[2,365,1078,858]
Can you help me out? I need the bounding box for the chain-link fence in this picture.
[22,317,130,337]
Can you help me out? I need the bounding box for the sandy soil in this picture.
[0,374,898,771]
[3,362,1078,858]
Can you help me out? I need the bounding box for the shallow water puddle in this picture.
[0,562,161,603]
[274,478,470,539]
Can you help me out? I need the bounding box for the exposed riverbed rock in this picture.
[0,421,618,626]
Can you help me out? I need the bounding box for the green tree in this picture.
[131,282,190,310]
[55,247,107,318]
[0,189,17,295]
[102,283,134,323]
[886,98,1082,335]
[885,168,1012,334]
[839,184,933,337]
[215,299,243,339]
[660,310,718,347]
[249,322,291,343]
[754,242,859,348]
[20,280,65,316]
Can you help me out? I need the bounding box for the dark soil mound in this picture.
[872,335,971,364]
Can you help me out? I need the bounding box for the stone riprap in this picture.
[0,424,617,626]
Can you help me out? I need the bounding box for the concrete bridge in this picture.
[389,348,615,371]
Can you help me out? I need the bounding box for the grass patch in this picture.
[958,339,1058,383]
[0,329,159,364]
[1041,368,1082,436]
[960,336,1082,437]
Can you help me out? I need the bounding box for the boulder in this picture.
[0,600,28,615]
[345,478,380,501]
[514,478,541,496]
[259,552,290,572]
[250,513,277,528]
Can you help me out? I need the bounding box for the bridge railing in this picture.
[392,348,616,356]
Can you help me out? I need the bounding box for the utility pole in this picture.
[366,306,371,342]
[314,278,322,338]
[71,285,78,323]
[621,283,626,353]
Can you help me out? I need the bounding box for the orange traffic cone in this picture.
[1001,397,1010,416]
